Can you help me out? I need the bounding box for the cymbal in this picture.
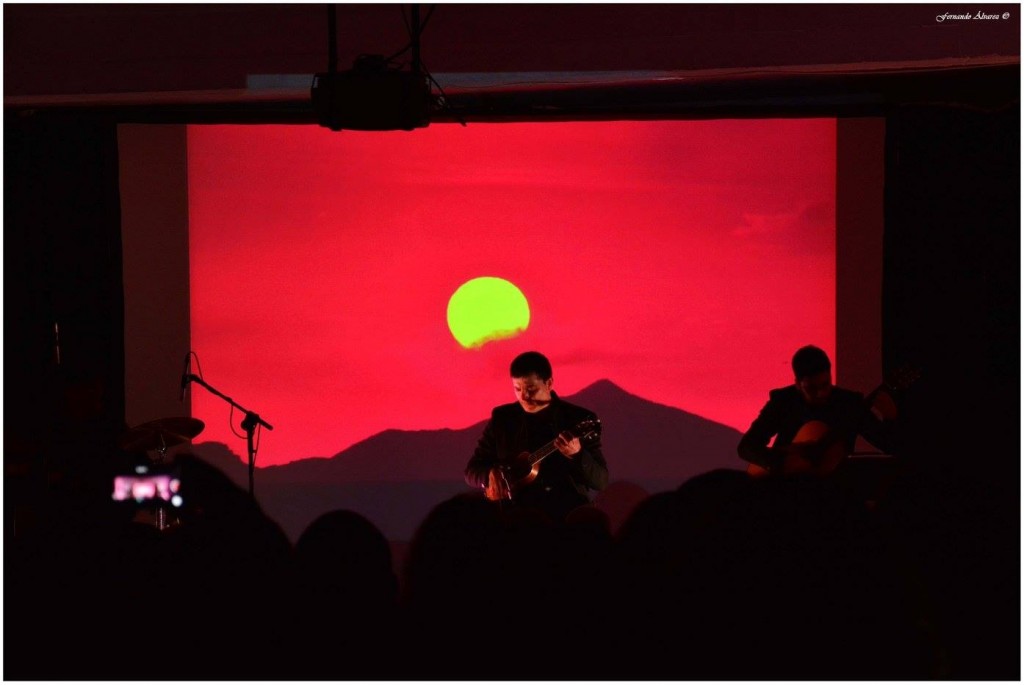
[119,416,205,452]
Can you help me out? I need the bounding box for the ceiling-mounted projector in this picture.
[312,55,432,132]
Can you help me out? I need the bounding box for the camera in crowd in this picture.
[111,463,183,509]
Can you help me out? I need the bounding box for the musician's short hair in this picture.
[510,351,553,380]
[792,345,831,379]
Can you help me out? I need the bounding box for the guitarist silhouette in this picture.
[738,345,913,480]
[464,351,609,523]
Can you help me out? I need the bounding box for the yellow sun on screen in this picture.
[447,277,531,349]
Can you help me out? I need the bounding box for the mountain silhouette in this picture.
[567,379,745,483]
[191,379,745,542]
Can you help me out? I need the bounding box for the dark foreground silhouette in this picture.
[4,443,1016,680]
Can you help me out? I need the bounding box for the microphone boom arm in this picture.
[184,373,273,496]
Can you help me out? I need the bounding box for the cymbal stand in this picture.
[151,433,170,530]
[183,374,274,498]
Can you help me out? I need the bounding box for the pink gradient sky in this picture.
[187,119,836,466]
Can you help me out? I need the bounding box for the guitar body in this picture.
[482,417,601,501]
[483,452,540,501]
[745,364,920,481]
[746,420,847,479]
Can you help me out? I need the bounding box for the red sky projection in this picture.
[187,119,836,467]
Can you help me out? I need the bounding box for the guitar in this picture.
[746,364,920,480]
[484,417,602,501]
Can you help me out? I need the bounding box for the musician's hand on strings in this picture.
[554,431,582,458]
[484,468,511,500]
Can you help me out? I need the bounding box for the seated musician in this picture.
[738,345,897,478]
[464,351,608,523]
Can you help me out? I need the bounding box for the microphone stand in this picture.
[184,374,273,497]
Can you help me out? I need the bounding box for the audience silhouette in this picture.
[5,437,999,680]
[290,508,399,679]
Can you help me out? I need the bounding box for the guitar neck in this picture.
[863,380,890,405]
[524,420,599,467]
[865,365,919,403]
[528,440,562,467]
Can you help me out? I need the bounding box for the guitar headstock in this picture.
[573,417,602,443]
[870,363,922,421]
[885,363,922,392]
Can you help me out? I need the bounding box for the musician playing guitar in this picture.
[738,345,904,480]
[464,351,608,523]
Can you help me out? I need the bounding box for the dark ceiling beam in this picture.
[5,63,1018,126]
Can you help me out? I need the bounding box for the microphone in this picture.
[180,355,191,402]
[53,321,61,366]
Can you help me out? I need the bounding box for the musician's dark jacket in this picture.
[737,385,895,471]
[464,391,608,521]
